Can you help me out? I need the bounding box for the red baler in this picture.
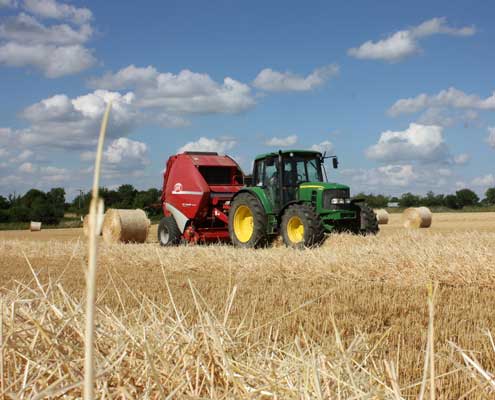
[158,151,244,245]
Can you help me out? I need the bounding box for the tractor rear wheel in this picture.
[281,204,325,249]
[158,216,182,246]
[355,203,379,235]
[229,193,268,248]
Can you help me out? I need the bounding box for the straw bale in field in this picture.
[83,212,104,237]
[29,221,41,231]
[374,209,389,225]
[102,209,150,243]
[403,207,432,228]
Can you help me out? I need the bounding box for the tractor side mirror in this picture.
[332,157,339,169]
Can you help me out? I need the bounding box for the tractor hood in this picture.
[299,182,350,192]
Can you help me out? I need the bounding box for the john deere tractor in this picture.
[228,150,378,248]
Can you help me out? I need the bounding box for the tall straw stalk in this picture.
[83,102,112,400]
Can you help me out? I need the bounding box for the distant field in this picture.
[0,212,494,398]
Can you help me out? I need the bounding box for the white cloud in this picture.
[178,137,237,154]
[0,3,96,77]
[453,153,470,165]
[388,87,495,116]
[472,174,495,187]
[265,135,298,147]
[348,17,475,62]
[18,90,137,149]
[253,64,339,92]
[487,127,495,149]
[89,66,256,115]
[310,140,334,154]
[366,123,448,163]
[22,0,92,25]
[0,41,95,77]
[0,0,18,7]
[104,137,149,168]
[9,149,33,163]
[19,161,35,173]
[0,13,92,44]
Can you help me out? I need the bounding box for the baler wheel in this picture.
[158,216,182,246]
[229,193,268,248]
[281,204,325,249]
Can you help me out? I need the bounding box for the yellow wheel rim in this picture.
[233,205,254,243]
[287,216,304,243]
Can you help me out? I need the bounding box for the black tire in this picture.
[229,193,269,248]
[281,204,325,249]
[157,216,182,246]
[355,203,379,235]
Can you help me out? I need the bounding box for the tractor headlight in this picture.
[345,198,351,204]
[331,198,346,204]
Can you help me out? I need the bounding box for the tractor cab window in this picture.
[283,156,323,186]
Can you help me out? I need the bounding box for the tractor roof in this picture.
[180,152,239,167]
[254,149,322,161]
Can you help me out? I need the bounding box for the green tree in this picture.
[486,187,495,205]
[116,184,137,208]
[0,195,9,210]
[444,194,460,209]
[399,192,420,208]
[455,189,479,208]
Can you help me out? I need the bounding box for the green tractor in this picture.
[228,150,378,248]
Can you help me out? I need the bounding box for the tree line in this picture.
[0,185,162,225]
[355,188,495,209]
[1,185,494,226]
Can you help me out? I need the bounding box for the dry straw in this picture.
[375,209,389,224]
[82,212,104,237]
[84,101,112,400]
[101,209,150,244]
[29,221,42,231]
[403,207,432,228]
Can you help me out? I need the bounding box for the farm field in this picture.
[0,212,494,398]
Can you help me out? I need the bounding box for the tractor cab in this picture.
[252,150,334,213]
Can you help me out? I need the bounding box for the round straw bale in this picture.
[83,212,104,237]
[29,221,42,231]
[102,209,150,243]
[374,209,389,225]
[402,207,432,228]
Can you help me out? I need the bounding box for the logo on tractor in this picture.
[173,183,183,193]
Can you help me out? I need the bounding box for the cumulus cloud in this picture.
[472,174,495,187]
[104,137,149,168]
[178,137,237,154]
[264,135,298,147]
[366,123,448,163]
[388,87,495,116]
[0,2,96,77]
[18,90,137,149]
[310,140,334,154]
[19,161,34,173]
[348,17,475,62]
[253,64,339,92]
[22,0,92,25]
[341,163,457,193]
[487,127,495,149]
[89,65,256,115]
[453,153,470,165]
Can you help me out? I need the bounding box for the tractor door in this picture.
[253,157,281,212]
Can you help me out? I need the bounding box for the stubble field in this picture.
[0,212,494,398]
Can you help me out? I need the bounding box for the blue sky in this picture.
[0,0,494,199]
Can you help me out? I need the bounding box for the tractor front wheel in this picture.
[281,204,325,249]
[158,216,182,246]
[354,203,379,235]
[229,193,268,248]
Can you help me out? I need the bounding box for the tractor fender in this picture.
[230,187,274,215]
[165,202,189,233]
[278,200,305,220]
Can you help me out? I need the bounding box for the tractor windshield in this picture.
[283,155,323,186]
